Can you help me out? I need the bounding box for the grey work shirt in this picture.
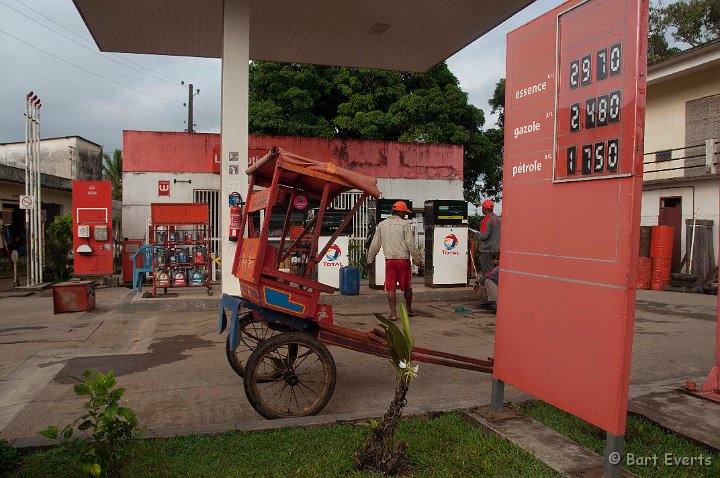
[475,213,501,253]
[367,215,423,264]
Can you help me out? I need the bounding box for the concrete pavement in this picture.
[0,284,718,455]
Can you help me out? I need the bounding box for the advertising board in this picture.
[495,0,649,435]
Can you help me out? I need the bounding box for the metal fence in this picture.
[643,139,719,181]
[193,189,221,281]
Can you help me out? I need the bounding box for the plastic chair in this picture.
[131,244,155,292]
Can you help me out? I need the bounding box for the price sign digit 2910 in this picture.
[553,0,632,182]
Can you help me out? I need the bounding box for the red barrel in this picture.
[639,226,652,257]
[650,225,674,259]
[636,257,652,290]
[650,257,671,290]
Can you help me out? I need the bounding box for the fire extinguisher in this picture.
[229,192,243,241]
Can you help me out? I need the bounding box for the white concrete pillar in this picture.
[220,0,250,296]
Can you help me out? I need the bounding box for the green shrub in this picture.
[0,437,18,472]
[45,214,73,281]
[40,369,141,478]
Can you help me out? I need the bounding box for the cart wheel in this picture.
[207,288,214,296]
[225,313,284,378]
[244,332,336,419]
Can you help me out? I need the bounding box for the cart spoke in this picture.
[296,380,322,396]
[295,355,322,376]
[257,378,285,394]
[290,348,314,370]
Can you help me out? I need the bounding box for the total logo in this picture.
[441,234,460,255]
[322,244,343,267]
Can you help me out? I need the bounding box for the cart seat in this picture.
[235,238,333,318]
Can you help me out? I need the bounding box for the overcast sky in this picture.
[0,0,566,153]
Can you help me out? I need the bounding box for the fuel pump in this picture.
[424,200,468,287]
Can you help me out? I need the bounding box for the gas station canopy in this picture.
[73,0,535,72]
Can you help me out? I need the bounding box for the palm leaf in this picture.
[374,313,410,363]
[399,303,414,352]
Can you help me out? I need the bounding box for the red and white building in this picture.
[122,131,465,278]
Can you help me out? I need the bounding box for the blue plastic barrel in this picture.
[339,266,360,295]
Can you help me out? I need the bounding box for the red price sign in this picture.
[497,0,648,436]
[553,0,637,182]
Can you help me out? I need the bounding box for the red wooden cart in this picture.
[218,147,493,419]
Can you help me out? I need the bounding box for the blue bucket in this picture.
[339,266,360,295]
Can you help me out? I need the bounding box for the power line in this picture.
[197,92,216,131]
[0,28,183,104]
[13,0,184,84]
[1,0,182,87]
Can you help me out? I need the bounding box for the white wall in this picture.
[376,178,464,208]
[122,171,219,239]
[0,137,102,180]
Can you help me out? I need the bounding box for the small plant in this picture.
[348,242,369,278]
[45,214,73,281]
[0,436,18,472]
[40,369,140,478]
[355,303,418,475]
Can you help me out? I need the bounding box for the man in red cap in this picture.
[475,199,501,275]
[367,201,423,320]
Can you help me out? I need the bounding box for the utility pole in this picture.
[182,81,200,133]
[187,83,194,133]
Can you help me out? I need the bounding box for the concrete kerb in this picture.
[10,389,544,451]
[463,406,640,478]
[117,286,480,314]
[9,397,504,451]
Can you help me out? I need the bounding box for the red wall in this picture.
[123,131,463,180]
[123,131,219,173]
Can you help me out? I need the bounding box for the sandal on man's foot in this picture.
[407,309,418,317]
[389,316,398,321]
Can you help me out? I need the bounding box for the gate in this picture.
[331,191,370,266]
[193,189,220,281]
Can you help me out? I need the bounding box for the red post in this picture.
[699,230,720,392]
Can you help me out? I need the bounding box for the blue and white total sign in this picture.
[318,236,350,289]
[433,226,468,285]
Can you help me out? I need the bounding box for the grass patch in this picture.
[520,401,720,478]
[6,412,558,477]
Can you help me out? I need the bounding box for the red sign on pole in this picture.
[158,180,170,196]
[495,0,648,435]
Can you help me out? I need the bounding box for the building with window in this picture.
[642,39,720,282]
[122,131,465,279]
[0,136,103,249]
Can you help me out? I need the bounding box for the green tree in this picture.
[102,149,122,201]
[664,0,720,46]
[248,61,501,200]
[649,0,720,63]
[649,2,682,63]
[469,78,506,203]
[488,78,505,130]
